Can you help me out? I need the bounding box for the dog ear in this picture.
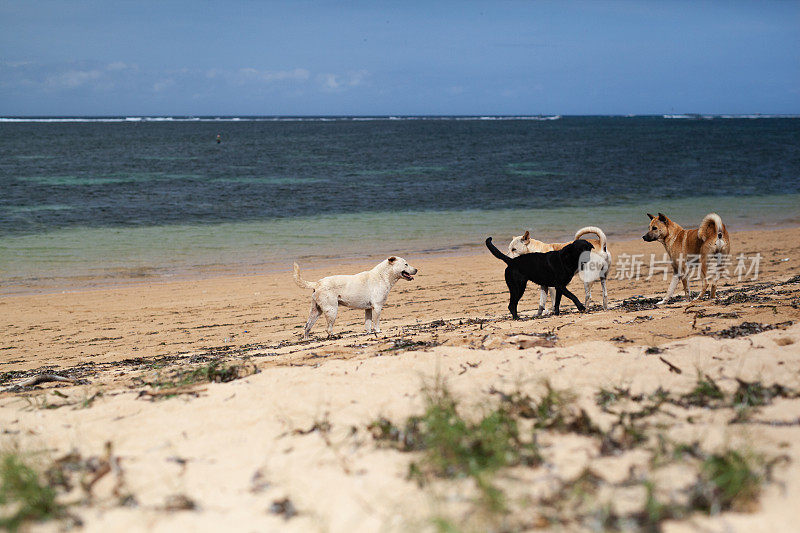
[522,230,530,242]
[657,213,667,222]
[647,213,655,220]
[387,256,396,263]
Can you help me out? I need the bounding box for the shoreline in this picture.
[2,226,798,373]
[3,215,799,298]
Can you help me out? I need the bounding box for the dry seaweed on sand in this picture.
[619,296,666,311]
[610,335,634,343]
[269,497,297,520]
[380,337,442,353]
[711,321,793,339]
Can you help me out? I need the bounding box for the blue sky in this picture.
[1,1,798,116]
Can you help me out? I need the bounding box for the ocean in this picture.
[1,115,799,294]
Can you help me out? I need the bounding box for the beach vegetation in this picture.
[143,359,254,394]
[369,378,541,512]
[367,372,785,532]
[681,373,724,406]
[732,378,794,408]
[0,453,65,531]
[595,387,625,410]
[689,449,764,513]
[431,516,462,533]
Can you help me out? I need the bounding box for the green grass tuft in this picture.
[691,450,763,513]
[0,454,64,531]
[370,379,540,512]
[682,373,724,406]
[732,379,794,408]
[146,359,251,391]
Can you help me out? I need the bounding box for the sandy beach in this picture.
[2,226,800,531]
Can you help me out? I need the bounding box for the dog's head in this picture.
[387,256,418,281]
[572,239,595,255]
[507,230,532,258]
[643,213,671,242]
[561,239,594,265]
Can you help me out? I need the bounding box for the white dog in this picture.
[293,257,418,338]
[507,226,611,313]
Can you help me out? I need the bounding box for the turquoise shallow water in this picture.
[1,193,798,294]
[1,116,798,293]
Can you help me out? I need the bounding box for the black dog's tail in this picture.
[485,237,513,265]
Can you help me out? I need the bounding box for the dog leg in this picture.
[553,289,563,315]
[323,304,338,337]
[548,286,556,313]
[560,286,586,313]
[372,305,383,333]
[601,276,608,310]
[537,286,548,317]
[364,308,373,333]
[583,281,592,311]
[659,274,682,304]
[682,276,694,300]
[304,301,322,338]
[505,268,526,319]
[710,252,724,299]
[691,254,710,302]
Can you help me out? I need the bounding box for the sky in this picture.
[1,1,798,116]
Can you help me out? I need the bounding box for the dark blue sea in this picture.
[1,115,799,292]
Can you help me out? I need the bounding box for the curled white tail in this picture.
[699,212,725,241]
[574,226,607,252]
[293,262,318,290]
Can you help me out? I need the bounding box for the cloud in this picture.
[318,73,341,91]
[152,78,176,92]
[106,62,130,71]
[1,61,33,68]
[0,59,369,104]
[235,67,310,84]
[1,61,124,91]
[45,69,102,89]
[317,70,368,92]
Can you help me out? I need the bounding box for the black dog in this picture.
[486,237,593,318]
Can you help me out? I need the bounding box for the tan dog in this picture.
[642,212,731,303]
[507,226,611,311]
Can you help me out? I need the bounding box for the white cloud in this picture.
[236,67,310,84]
[318,73,341,91]
[45,69,102,89]
[152,79,176,92]
[317,70,368,92]
[1,61,33,68]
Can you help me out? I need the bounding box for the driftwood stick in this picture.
[17,374,76,387]
[658,356,683,374]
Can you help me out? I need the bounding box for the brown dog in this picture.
[642,213,731,303]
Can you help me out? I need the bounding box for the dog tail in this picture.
[293,262,318,290]
[574,226,607,252]
[485,237,513,265]
[699,213,725,242]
